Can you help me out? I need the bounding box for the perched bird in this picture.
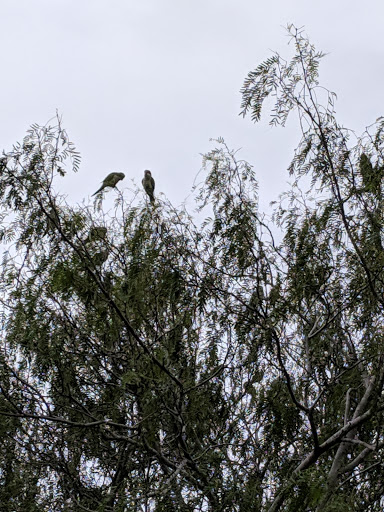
[92,172,125,196]
[142,169,155,204]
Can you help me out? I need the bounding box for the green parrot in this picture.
[142,169,155,203]
[92,172,125,196]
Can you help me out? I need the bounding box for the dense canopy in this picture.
[0,28,384,511]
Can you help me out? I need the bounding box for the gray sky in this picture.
[1,0,383,213]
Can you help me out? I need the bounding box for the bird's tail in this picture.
[92,187,102,197]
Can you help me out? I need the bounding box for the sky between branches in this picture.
[1,0,383,213]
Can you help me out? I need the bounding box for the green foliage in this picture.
[1,29,384,512]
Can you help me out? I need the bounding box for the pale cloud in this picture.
[0,0,383,212]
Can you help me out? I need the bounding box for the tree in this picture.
[0,26,384,511]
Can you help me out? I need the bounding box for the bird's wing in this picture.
[103,172,115,183]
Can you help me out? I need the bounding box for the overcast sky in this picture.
[1,0,383,213]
